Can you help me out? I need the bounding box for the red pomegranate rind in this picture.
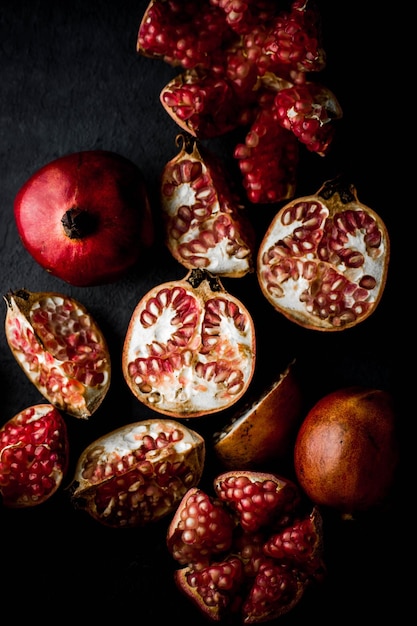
[257,178,390,330]
[4,289,111,419]
[0,404,69,507]
[161,135,255,277]
[69,419,205,528]
[213,471,300,533]
[122,269,256,418]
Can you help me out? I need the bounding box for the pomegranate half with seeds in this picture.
[69,418,205,528]
[161,134,255,278]
[0,404,69,507]
[4,289,111,419]
[257,178,390,330]
[167,470,325,623]
[122,268,256,418]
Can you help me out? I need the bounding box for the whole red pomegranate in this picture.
[4,289,111,419]
[294,387,399,517]
[257,178,390,330]
[122,268,256,418]
[14,150,154,286]
[69,418,205,528]
[0,404,69,507]
[167,470,325,623]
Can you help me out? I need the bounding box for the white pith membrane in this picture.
[71,419,205,527]
[161,140,253,278]
[257,194,389,330]
[123,279,255,417]
[5,292,110,418]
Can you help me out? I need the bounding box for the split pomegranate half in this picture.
[4,289,111,419]
[257,178,390,330]
[69,418,205,528]
[122,268,256,418]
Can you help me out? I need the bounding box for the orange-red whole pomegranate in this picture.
[293,387,400,517]
[257,178,390,330]
[122,268,256,418]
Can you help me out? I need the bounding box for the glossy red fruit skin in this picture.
[0,404,69,508]
[14,150,154,287]
[294,387,400,517]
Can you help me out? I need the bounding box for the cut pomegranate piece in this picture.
[167,470,325,623]
[4,289,111,418]
[69,418,205,528]
[138,0,342,203]
[0,404,69,507]
[257,178,390,330]
[161,134,255,278]
[122,268,256,418]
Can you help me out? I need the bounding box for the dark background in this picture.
[0,1,407,623]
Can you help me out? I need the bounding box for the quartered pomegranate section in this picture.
[137,0,343,203]
[257,178,390,330]
[167,471,325,623]
[161,135,255,277]
[0,403,69,507]
[69,418,205,528]
[122,269,256,417]
[4,289,111,418]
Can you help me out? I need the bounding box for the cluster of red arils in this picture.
[137,0,343,204]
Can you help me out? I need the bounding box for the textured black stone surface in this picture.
[0,2,406,623]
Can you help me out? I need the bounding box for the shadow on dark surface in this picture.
[0,1,407,623]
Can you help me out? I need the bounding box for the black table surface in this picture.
[0,1,407,623]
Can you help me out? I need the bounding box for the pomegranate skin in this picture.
[294,387,399,516]
[14,150,154,287]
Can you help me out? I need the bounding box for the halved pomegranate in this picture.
[69,418,205,528]
[167,470,325,623]
[161,134,255,278]
[0,404,69,507]
[257,178,390,330]
[122,268,256,418]
[4,289,111,419]
[213,360,303,469]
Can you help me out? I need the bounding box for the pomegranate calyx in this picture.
[61,207,98,239]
